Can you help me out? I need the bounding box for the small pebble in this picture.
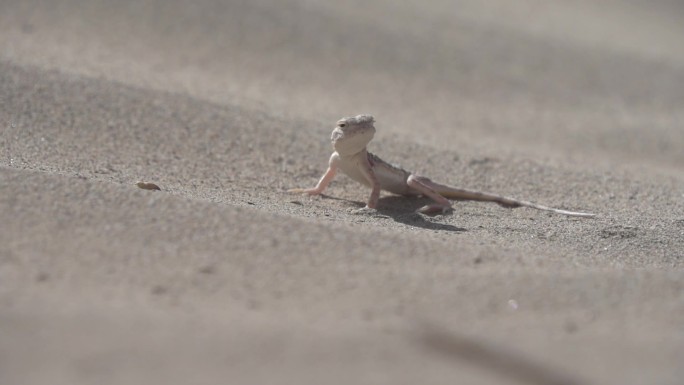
[508,299,519,310]
[136,181,161,191]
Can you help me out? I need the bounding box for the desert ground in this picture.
[1,1,683,384]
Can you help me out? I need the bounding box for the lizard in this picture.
[288,114,596,217]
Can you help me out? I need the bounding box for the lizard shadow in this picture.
[318,194,466,232]
[376,196,467,232]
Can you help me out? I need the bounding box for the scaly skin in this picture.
[289,115,595,217]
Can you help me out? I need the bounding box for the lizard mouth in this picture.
[332,127,375,156]
[331,127,345,143]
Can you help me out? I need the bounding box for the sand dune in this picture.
[1,1,683,384]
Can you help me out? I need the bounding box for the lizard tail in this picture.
[438,188,596,218]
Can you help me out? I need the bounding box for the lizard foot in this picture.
[349,206,389,218]
[350,206,377,215]
[417,204,453,216]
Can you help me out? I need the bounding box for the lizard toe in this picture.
[417,204,453,216]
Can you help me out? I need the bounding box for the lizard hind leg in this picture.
[406,175,454,215]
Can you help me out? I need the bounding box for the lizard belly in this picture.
[337,151,413,195]
[374,164,412,195]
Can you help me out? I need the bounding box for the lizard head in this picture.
[330,114,376,156]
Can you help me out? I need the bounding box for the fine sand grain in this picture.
[2,1,683,384]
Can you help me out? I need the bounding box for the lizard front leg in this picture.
[358,155,381,210]
[288,153,339,195]
[406,174,454,214]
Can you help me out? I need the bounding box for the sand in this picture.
[1,1,683,384]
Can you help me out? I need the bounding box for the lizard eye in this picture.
[338,123,346,127]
